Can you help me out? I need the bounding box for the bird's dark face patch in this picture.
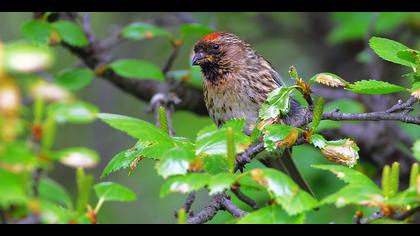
[192,40,224,67]
[192,32,250,82]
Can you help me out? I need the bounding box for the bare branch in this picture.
[43,12,208,116]
[187,193,247,224]
[182,192,196,214]
[220,195,247,218]
[322,109,420,125]
[231,184,260,210]
[392,206,420,221]
[235,143,264,172]
[82,12,95,44]
[162,45,181,76]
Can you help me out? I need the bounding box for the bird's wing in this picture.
[258,55,285,87]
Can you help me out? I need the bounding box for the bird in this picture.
[192,31,315,197]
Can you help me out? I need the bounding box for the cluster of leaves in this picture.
[310,37,420,99]
[97,32,419,223]
[0,17,137,224]
[0,15,223,224]
[1,13,419,224]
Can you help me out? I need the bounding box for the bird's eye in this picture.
[213,44,220,50]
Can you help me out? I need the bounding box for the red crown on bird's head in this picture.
[200,32,223,42]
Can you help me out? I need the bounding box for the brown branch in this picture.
[392,206,420,221]
[187,193,247,224]
[162,45,181,76]
[82,12,94,44]
[231,184,260,210]
[322,109,420,125]
[182,192,196,214]
[234,143,264,173]
[42,12,208,116]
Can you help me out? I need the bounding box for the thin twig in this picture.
[322,110,420,125]
[162,46,181,76]
[183,192,196,214]
[220,194,248,218]
[32,168,43,198]
[392,206,420,221]
[360,211,384,224]
[82,12,95,44]
[231,184,260,210]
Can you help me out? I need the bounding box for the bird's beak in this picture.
[192,52,205,66]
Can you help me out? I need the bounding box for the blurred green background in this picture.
[0,12,419,223]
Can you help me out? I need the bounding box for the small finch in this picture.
[192,32,314,196]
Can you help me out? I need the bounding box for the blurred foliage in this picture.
[0,12,419,224]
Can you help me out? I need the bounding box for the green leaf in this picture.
[312,165,383,208]
[397,49,418,65]
[160,173,210,197]
[226,127,236,171]
[312,97,325,131]
[384,188,419,207]
[312,164,379,187]
[98,114,174,161]
[237,205,305,224]
[0,170,28,207]
[371,218,406,224]
[202,155,231,175]
[101,142,147,177]
[288,65,299,81]
[98,113,173,144]
[179,24,213,39]
[207,173,236,195]
[0,141,38,170]
[109,59,164,81]
[328,13,371,44]
[346,80,406,94]
[369,37,412,67]
[55,68,95,91]
[382,165,391,198]
[196,121,250,156]
[76,168,93,214]
[390,162,400,197]
[263,124,295,152]
[4,42,54,73]
[158,106,169,134]
[56,147,100,169]
[156,147,195,179]
[122,22,172,41]
[409,163,419,189]
[51,21,88,47]
[412,140,420,162]
[94,182,137,202]
[310,134,327,149]
[39,178,73,209]
[49,101,99,124]
[259,87,294,120]
[328,13,413,44]
[247,168,318,215]
[321,185,383,208]
[21,19,52,45]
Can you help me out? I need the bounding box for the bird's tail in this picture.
[261,148,316,198]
